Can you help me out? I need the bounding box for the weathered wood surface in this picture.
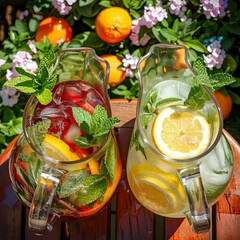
[0,99,239,240]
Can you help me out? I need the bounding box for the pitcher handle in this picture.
[178,165,210,233]
[28,163,63,235]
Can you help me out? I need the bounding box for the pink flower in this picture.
[27,40,37,54]
[0,86,20,107]
[203,40,226,69]
[52,0,74,15]
[130,3,167,46]
[200,0,227,19]
[122,54,139,77]
[143,4,168,28]
[168,0,186,16]
[11,51,38,78]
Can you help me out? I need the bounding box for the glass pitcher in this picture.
[126,44,233,233]
[8,48,122,235]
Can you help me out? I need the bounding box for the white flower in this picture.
[0,59,6,67]
[0,86,20,107]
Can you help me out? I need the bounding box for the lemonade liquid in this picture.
[127,80,233,217]
[10,80,122,218]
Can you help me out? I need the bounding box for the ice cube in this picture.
[85,88,104,107]
[40,107,67,118]
[62,84,83,103]
[52,84,64,105]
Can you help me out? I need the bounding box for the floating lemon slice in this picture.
[128,164,186,214]
[42,134,79,161]
[152,105,211,159]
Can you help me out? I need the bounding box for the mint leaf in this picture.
[72,107,92,133]
[3,50,57,105]
[209,73,236,91]
[58,169,89,198]
[73,105,120,148]
[130,129,147,159]
[74,136,93,148]
[100,140,117,183]
[76,174,108,206]
[185,58,236,109]
[29,153,44,184]
[31,119,51,146]
[4,76,35,94]
[36,88,53,105]
[184,86,209,109]
[15,66,36,79]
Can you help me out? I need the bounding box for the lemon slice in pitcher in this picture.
[152,105,211,159]
[42,134,79,161]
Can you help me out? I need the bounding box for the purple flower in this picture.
[18,10,29,20]
[203,40,226,69]
[0,86,20,107]
[27,40,37,54]
[2,51,38,107]
[130,3,167,46]
[143,4,168,28]
[122,54,139,77]
[52,0,76,15]
[11,51,38,78]
[168,0,186,16]
[200,0,228,19]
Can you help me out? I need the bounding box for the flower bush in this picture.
[0,0,240,152]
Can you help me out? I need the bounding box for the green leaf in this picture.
[29,153,44,184]
[15,19,29,35]
[209,73,236,91]
[4,76,35,94]
[76,174,108,206]
[58,169,89,198]
[14,163,35,188]
[100,140,116,183]
[185,86,209,109]
[159,28,178,42]
[72,107,92,133]
[183,40,207,53]
[36,88,53,105]
[130,129,147,159]
[28,17,39,33]
[74,136,93,148]
[15,67,36,79]
[31,119,51,147]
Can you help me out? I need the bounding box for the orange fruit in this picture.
[214,91,232,119]
[35,17,72,44]
[101,54,126,87]
[95,7,132,44]
[173,48,187,70]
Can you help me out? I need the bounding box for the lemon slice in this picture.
[128,164,186,215]
[42,134,79,161]
[152,105,211,159]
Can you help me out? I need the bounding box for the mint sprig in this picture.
[184,58,236,109]
[4,51,57,105]
[73,105,120,148]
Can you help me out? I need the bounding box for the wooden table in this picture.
[1,99,240,240]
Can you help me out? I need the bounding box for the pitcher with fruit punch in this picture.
[4,48,122,235]
[126,44,235,233]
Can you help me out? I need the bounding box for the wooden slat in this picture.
[67,207,110,240]
[0,161,23,240]
[115,127,155,240]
